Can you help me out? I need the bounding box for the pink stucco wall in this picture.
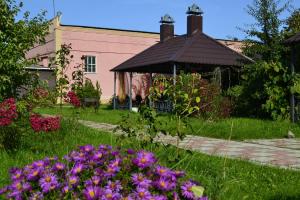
[26,18,160,102]
[26,32,56,60]
[61,27,159,101]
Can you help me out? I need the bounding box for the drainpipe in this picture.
[129,72,133,111]
[113,72,117,110]
[149,73,153,108]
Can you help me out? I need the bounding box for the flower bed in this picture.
[30,114,61,132]
[0,98,18,126]
[0,145,208,200]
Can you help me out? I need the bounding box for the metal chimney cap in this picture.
[186,4,203,15]
[160,14,175,24]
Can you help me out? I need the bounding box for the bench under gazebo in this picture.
[110,4,253,110]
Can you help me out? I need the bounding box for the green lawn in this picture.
[36,105,300,140]
[1,119,300,200]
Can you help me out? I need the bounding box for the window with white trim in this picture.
[84,56,96,73]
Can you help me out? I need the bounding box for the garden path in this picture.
[79,120,300,170]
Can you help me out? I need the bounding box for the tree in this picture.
[284,9,300,38]
[235,0,292,119]
[242,0,290,61]
[0,0,49,99]
[51,44,73,108]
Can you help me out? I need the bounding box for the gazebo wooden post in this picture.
[149,73,153,108]
[173,64,177,86]
[172,64,177,110]
[291,46,296,122]
[113,72,117,110]
[129,72,133,111]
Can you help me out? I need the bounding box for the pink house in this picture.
[26,14,243,103]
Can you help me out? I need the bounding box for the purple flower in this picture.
[105,159,121,177]
[83,186,101,200]
[10,180,31,192]
[127,149,135,155]
[92,151,103,161]
[150,195,168,200]
[62,185,70,194]
[181,181,197,200]
[33,160,46,169]
[102,189,121,200]
[26,168,41,181]
[155,166,171,177]
[173,170,185,178]
[105,180,122,192]
[132,173,152,189]
[80,144,94,153]
[69,151,86,162]
[134,187,151,200]
[154,177,175,191]
[172,192,180,200]
[10,168,23,181]
[111,151,119,156]
[92,176,101,185]
[29,191,44,200]
[132,151,156,169]
[53,162,65,171]
[1,144,207,200]
[39,173,59,193]
[0,186,8,195]
[68,175,79,187]
[71,163,84,175]
[85,176,102,187]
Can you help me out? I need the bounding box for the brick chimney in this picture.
[160,14,174,42]
[187,4,203,37]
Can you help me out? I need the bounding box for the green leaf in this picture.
[191,186,205,198]
[196,97,200,103]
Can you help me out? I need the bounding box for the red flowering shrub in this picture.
[30,114,61,132]
[65,91,81,107]
[0,98,18,126]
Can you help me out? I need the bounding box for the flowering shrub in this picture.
[0,145,208,200]
[0,98,18,126]
[30,114,61,132]
[65,91,81,108]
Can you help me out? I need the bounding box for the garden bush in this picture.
[150,74,232,119]
[0,144,208,200]
[0,94,61,152]
[0,98,20,151]
[65,91,81,108]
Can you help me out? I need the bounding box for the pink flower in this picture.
[65,91,81,107]
[0,98,18,126]
[29,114,61,132]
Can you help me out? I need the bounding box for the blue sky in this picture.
[21,0,300,39]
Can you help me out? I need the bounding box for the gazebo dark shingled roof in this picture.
[285,32,300,44]
[110,32,252,73]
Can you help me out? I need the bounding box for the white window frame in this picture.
[84,55,97,73]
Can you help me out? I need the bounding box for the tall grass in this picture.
[37,106,300,140]
[1,120,300,199]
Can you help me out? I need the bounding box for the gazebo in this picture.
[110,4,253,110]
[285,32,300,122]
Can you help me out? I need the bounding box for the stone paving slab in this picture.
[244,138,300,150]
[79,120,300,170]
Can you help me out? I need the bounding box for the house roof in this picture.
[111,32,252,73]
[285,32,300,44]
